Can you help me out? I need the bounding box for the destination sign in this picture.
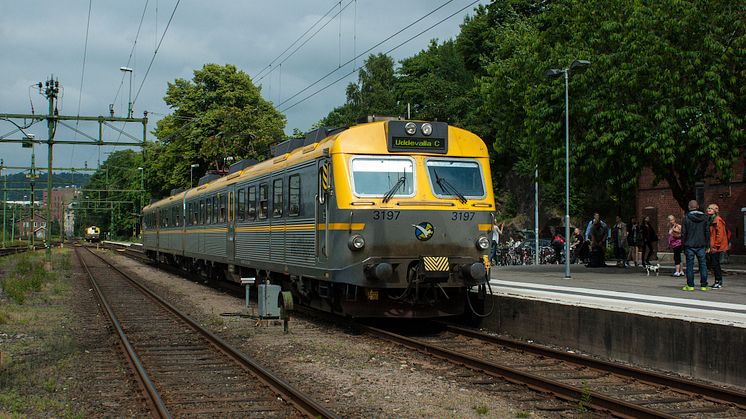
[390,137,447,152]
[387,121,449,154]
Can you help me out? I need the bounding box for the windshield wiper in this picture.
[434,170,467,204]
[382,176,406,203]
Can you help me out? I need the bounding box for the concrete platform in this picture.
[481,263,746,387]
[489,263,746,328]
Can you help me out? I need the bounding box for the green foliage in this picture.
[0,253,56,304]
[474,405,489,415]
[80,150,143,239]
[578,379,592,413]
[478,0,745,213]
[149,64,286,197]
[396,40,476,125]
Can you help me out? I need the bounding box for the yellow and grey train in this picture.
[142,119,495,318]
[84,226,101,242]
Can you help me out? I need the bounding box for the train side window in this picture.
[288,174,300,217]
[248,186,257,220]
[273,179,283,217]
[205,197,210,224]
[259,183,268,219]
[199,199,205,225]
[175,206,181,227]
[210,196,216,224]
[193,202,198,225]
[219,193,226,223]
[237,188,246,221]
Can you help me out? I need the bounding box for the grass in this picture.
[474,405,489,415]
[0,248,84,418]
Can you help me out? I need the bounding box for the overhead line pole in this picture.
[0,77,147,259]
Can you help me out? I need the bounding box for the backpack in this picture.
[553,234,565,245]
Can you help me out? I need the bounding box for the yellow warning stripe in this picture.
[478,223,491,232]
[146,223,366,234]
[423,256,449,272]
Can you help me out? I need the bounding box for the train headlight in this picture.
[348,234,366,251]
[421,123,433,136]
[476,236,490,250]
[404,122,417,135]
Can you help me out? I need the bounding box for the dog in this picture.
[645,264,660,277]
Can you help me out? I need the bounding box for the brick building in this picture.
[42,187,79,223]
[636,157,745,255]
[16,213,47,240]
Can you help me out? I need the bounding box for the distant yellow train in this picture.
[84,226,101,242]
[143,118,496,318]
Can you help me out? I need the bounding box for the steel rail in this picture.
[86,245,339,419]
[443,323,746,409]
[74,247,171,419]
[362,325,677,419]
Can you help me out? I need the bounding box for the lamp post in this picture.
[545,59,590,279]
[119,66,133,118]
[1,159,5,249]
[190,164,199,188]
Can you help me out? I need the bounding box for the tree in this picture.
[479,0,745,213]
[149,64,286,197]
[81,150,144,238]
[396,39,475,125]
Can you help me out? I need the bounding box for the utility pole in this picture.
[1,159,5,248]
[0,77,148,257]
[26,146,40,249]
[44,77,58,256]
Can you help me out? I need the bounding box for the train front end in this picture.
[322,120,494,318]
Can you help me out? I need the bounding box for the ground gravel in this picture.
[106,249,582,418]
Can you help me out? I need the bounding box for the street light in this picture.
[120,66,133,118]
[546,59,590,279]
[190,164,199,188]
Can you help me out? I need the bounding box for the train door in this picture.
[315,159,331,263]
[227,187,236,262]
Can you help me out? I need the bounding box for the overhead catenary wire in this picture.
[132,0,180,107]
[256,0,355,84]
[279,0,476,112]
[70,0,93,164]
[112,0,150,108]
[254,0,341,81]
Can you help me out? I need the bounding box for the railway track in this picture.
[101,241,746,417]
[360,323,746,418]
[74,245,337,418]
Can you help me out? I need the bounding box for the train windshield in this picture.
[426,159,485,199]
[350,157,415,197]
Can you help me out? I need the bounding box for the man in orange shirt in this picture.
[707,203,728,289]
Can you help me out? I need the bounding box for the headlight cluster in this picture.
[476,236,490,250]
[348,234,366,251]
[404,122,433,136]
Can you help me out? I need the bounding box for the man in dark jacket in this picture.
[681,200,710,291]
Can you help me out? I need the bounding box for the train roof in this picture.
[143,121,488,211]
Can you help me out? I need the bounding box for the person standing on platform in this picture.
[588,214,608,267]
[707,203,728,289]
[489,218,504,266]
[667,214,683,277]
[641,216,658,267]
[681,200,710,291]
[627,217,641,267]
[611,216,628,267]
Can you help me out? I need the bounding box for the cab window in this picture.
[350,157,415,197]
[425,159,485,199]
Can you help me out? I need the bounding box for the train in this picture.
[142,118,495,318]
[84,226,101,242]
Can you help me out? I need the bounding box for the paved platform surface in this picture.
[489,262,746,328]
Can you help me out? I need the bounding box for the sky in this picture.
[0,0,486,175]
